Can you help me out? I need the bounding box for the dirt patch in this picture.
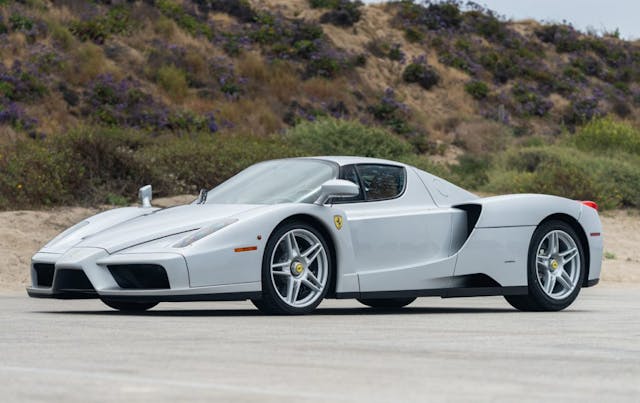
[0,200,637,290]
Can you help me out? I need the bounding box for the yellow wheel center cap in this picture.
[295,263,304,274]
[551,260,559,270]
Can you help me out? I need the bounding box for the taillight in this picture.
[580,200,598,211]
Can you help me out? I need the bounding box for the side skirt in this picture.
[335,286,528,300]
[98,291,262,303]
[27,288,262,302]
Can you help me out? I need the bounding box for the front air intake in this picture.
[107,264,170,289]
[34,263,55,287]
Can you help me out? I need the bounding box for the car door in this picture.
[333,164,460,293]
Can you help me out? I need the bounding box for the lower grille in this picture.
[53,269,95,291]
[34,263,55,287]
[107,264,170,289]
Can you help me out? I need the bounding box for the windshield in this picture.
[205,159,338,204]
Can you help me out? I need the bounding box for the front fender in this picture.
[172,204,359,293]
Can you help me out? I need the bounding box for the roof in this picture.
[307,156,408,167]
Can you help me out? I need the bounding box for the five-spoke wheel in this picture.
[535,230,581,299]
[505,220,585,311]
[253,221,331,315]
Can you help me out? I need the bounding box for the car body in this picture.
[27,156,603,314]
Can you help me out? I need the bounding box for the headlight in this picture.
[172,219,238,248]
[44,220,90,247]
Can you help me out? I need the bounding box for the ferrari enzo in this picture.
[27,156,603,314]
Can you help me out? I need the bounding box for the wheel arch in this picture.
[539,213,591,287]
[270,214,339,298]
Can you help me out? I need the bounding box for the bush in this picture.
[570,117,640,155]
[156,65,188,100]
[485,146,640,209]
[0,127,300,209]
[367,88,413,135]
[464,80,489,100]
[402,57,440,90]
[156,0,213,39]
[318,1,363,27]
[9,14,34,31]
[449,154,490,190]
[69,5,134,44]
[286,118,413,159]
[511,83,553,117]
[147,134,299,192]
[564,96,602,126]
[397,1,462,31]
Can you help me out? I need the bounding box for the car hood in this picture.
[77,204,261,253]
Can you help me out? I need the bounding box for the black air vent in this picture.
[53,269,95,291]
[107,264,170,289]
[34,263,55,287]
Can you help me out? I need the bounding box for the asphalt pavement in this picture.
[1,287,639,402]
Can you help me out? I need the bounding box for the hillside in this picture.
[1,0,639,209]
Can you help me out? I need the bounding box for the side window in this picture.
[334,165,364,203]
[356,164,405,201]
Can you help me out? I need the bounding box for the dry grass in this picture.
[451,119,511,155]
[216,98,283,136]
[62,42,112,85]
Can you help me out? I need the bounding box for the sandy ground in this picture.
[0,197,638,290]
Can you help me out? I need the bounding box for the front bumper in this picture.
[27,248,260,302]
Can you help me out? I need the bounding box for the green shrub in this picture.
[570,117,640,155]
[404,27,424,43]
[485,146,640,209]
[449,155,491,190]
[402,60,440,90]
[286,118,413,159]
[156,0,213,39]
[0,139,82,208]
[464,80,489,100]
[309,0,341,8]
[318,1,363,27]
[156,65,188,100]
[9,14,33,31]
[69,5,134,43]
[147,134,299,192]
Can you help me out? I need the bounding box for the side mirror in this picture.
[138,185,152,208]
[197,188,208,204]
[315,179,359,205]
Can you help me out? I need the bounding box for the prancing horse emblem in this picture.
[333,215,343,230]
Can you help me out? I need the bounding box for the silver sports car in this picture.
[27,156,603,314]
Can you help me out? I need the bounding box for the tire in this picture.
[252,221,332,315]
[101,299,158,312]
[357,297,416,309]
[505,220,585,312]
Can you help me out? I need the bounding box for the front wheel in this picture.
[101,299,158,312]
[505,220,585,311]
[357,297,416,309]
[252,221,332,315]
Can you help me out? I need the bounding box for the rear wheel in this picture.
[505,220,585,311]
[101,299,158,312]
[252,221,332,315]
[357,297,416,309]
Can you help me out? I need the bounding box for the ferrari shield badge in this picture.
[333,215,343,230]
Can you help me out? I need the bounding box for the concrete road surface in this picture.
[1,287,639,402]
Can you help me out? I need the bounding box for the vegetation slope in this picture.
[0,0,639,209]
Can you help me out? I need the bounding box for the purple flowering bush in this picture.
[84,74,217,133]
[402,56,440,90]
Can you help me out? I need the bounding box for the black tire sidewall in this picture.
[259,221,332,315]
[101,299,158,312]
[527,220,585,311]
